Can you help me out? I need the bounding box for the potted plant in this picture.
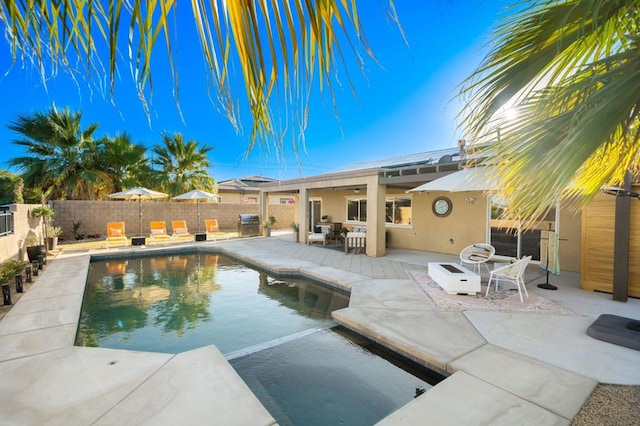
[31,205,55,243]
[290,222,300,242]
[46,226,63,251]
[24,231,46,263]
[261,219,272,237]
[321,214,329,223]
[262,215,276,237]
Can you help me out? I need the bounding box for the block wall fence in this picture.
[0,201,295,263]
[50,200,295,238]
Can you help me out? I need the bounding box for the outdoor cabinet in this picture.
[581,191,640,297]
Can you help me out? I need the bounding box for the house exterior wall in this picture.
[218,191,296,204]
[0,204,45,263]
[303,188,582,272]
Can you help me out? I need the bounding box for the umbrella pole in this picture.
[197,200,200,233]
[139,198,143,236]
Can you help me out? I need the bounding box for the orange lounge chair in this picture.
[106,222,128,248]
[205,219,228,240]
[149,221,172,243]
[106,260,127,274]
[172,220,193,241]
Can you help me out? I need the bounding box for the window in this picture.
[346,198,367,222]
[386,197,412,225]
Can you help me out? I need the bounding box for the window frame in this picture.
[385,196,412,226]
[345,197,367,223]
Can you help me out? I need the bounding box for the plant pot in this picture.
[47,236,58,251]
[27,245,46,262]
[264,228,271,237]
[293,231,299,242]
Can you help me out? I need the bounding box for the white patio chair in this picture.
[308,225,329,246]
[486,255,532,302]
[460,243,495,274]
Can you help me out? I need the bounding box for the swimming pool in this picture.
[78,251,442,424]
[77,253,350,354]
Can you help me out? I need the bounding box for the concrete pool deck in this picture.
[0,233,638,424]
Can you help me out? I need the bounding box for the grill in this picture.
[237,214,260,237]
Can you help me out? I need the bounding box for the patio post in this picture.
[298,188,309,244]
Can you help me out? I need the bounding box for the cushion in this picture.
[469,250,489,260]
[109,228,122,237]
[176,228,188,234]
[313,226,321,233]
[208,226,219,232]
[151,229,165,235]
[587,314,640,351]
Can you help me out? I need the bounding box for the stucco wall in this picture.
[219,191,297,204]
[303,189,582,272]
[0,204,47,263]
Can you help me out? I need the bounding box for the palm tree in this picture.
[0,1,388,153]
[458,0,640,221]
[8,106,110,200]
[97,133,152,196]
[152,133,215,196]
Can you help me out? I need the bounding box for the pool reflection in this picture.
[77,253,350,354]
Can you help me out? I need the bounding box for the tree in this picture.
[152,133,215,196]
[97,133,152,196]
[0,170,23,204]
[459,0,640,221]
[0,1,392,154]
[8,106,109,200]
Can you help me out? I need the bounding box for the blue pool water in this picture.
[78,252,442,424]
[77,253,349,354]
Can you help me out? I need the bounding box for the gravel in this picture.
[571,384,640,425]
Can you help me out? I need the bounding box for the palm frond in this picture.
[1,0,393,156]
[459,0,640,223]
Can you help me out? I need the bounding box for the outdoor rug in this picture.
[407,270,578,316]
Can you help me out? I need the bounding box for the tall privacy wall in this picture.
[50,200,294,239]
[0,201,294,263]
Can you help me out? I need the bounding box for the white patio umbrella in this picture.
[108,187,168,235]
[172,189,220,232]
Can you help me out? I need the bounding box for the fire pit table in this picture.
[428,262,481,295]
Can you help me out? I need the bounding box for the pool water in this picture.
[77,253,350,354]
[230,327,440,426]
[78,252,443,424]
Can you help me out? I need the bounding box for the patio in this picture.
[0,232,638,424]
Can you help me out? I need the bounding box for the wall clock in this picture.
[432,197,452,217]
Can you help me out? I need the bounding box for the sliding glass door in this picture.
[489,197,557,261]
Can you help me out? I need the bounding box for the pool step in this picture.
[224,322,337,360]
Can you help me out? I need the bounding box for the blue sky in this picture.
[0,1,509,182]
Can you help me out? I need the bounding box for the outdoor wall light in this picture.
[465,197,476,204]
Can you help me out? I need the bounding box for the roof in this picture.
[332,147,463,173]
[217,176,277,192]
